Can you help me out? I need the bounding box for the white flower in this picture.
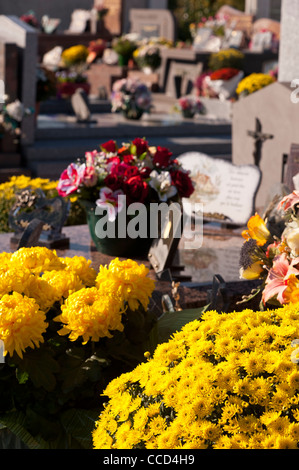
[95,187,125,222]
[149,170,177,202]
[5,100,25,122]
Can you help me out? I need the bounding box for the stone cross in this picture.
[247,118,274,167]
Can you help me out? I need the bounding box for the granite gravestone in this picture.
[178,152,261,226]
[0,15,38,146]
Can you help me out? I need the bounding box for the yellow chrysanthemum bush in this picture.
[0,248,156,449]
[93,304,299,450]
[0,175,85,233]
[236,73,276,98]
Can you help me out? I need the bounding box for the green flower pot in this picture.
[182,109,195,119]
[117,54,130,66]
[83,202,153,258]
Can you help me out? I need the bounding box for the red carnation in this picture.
[104,174,122,191]
[101,140,117,153]
[123,175,149,204]
[132,137,149,156]
[124,166,140,179]
[170,170,194,198]
[153,146,173,168]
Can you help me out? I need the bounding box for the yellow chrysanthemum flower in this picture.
[61,256,97,287]
[10,246,64,274]
[236,73,275,96]
[0,291,47,358]
[96,258,155,311]
[54,287,125,344]
[41,269,83,301]
[93,304,299,449]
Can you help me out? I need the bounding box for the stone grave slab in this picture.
[129,9,176,42]
[178,152,261,226]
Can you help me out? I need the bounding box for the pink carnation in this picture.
[57,163,84,196]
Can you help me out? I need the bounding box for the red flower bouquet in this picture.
[210,68,241,81]
[57,138,195,222]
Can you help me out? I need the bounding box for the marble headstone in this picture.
[178,152,261,226]
[129,9,176,42]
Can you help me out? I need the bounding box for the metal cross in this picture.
[247,118,274,168]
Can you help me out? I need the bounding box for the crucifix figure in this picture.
[247,118,274,168]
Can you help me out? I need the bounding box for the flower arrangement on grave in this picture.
[19,10,39,29]
[208,48,245,72]
[110,78,152,120]
[205,66,244,101]
[0,175,85,233]
[236,73,276,98]
[133,45,161,73]
[176,95,206,118]
[93,303,299,449]
[61,45,89,67]
[111,36,138,66]
[239,191,299,307]
[0,248,157,449]
[86,39,107,64]
[0,97,32,141]
[56,45,90,98]
[189,14,227,39]
[56,137,195,256]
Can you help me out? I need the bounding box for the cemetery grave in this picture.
[3,0,299,452]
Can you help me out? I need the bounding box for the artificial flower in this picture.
[149,170,177,202]
[242,213,271,246]
[57,162,84,197]
[95,187,125,222]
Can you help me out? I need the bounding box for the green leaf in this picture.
[16,369,29,385]
[16,348,60,392]
[156,307,207,344]
[60,408,99,449]
[58,348,87,393]
[0,412,45,449]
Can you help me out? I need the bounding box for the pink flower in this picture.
[262,253,299,304]
[85,150,98,166]
[277,191,299,211]
[95,187,125,222]
[57,163,84,197]
[81,165,98,187]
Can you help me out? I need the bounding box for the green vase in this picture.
[83,202,153,258]
[122,108,144,120]
[117,54,130,66]
[182,109,195,119]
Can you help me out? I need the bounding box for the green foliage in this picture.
[0,302,158,449]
